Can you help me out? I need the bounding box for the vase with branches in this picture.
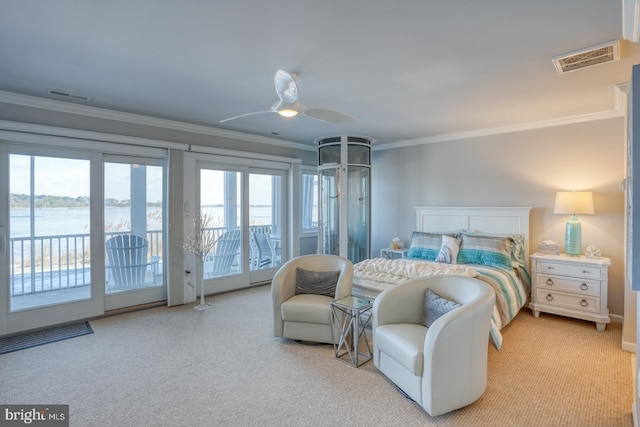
[183,212,218,311]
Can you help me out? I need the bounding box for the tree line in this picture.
[10,193,143,208]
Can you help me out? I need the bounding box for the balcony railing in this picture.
[9,225,273,297]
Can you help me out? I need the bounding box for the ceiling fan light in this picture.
[278,108,299,118]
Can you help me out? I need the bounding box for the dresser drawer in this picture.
[536,274,600,297]
[535,289,599,314]
[536,261,603,280]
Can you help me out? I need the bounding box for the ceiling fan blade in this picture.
[222,70,354,125]
[220,110,274,123]
[303,108,356,125]
[274,70,299,104]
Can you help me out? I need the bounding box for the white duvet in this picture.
[354,258,478,285]
[353,258,530,350]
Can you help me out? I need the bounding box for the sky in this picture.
[10,154,273,205]
[10,155,91,198]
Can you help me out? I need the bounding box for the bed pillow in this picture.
[510,233,526,267]
[466,231,525,267]
[295,268,340,297]
[434,235,461,264]
[421,288,461,327]
[457,233,514,270]
[406,231,456,261]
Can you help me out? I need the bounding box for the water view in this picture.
[10,206,273,238]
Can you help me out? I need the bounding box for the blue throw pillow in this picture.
[406,231,456,261]
[421,288,461,327]
[457,233,513,270]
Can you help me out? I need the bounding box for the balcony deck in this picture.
[8,225,273,311]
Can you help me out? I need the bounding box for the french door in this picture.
[0,143,168,335]
[0,144,104,335]
[190,155,288,297]
[103,156,167,311]
[249,168,285,282]
[197,165,245,293]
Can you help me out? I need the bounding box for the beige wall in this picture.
[371,117,626,317]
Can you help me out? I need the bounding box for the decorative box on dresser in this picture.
[530,253,611,331]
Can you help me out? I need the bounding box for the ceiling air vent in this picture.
[47,89,91,102]
[552,40,620,74]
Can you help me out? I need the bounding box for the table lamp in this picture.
[554,191,594,256]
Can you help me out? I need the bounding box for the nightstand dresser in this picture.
[530,253,611,331]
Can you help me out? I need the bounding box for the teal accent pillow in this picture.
[406,231,456,261]
[465,231,525,267]
[421,288,461,327]
[458,233,514,270]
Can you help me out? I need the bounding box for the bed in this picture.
[353,206,532,349]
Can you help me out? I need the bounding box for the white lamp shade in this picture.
[554,191,594,215]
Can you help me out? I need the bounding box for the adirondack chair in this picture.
[251,230,274,269]
[206,229,241,277]
[105,234,159,289]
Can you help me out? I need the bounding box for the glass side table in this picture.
[330,295,373,367]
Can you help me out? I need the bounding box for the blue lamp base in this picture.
[564,214,582,256]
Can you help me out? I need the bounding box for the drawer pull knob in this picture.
[580,283,589,291]
[580,299,588,307]
[546,294,554,302]
[547,266,554,270]
[582,270,589,274]
[546,278,554,286]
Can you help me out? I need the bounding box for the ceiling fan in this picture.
[220,69,356,125]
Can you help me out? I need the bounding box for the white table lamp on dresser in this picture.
[530,253,610,331]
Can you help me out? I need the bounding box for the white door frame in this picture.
[103,154,168,311]
[0,143,104,335]
[183,152,294,301]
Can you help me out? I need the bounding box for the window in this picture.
[301,167,318,234]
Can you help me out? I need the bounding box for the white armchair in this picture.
[372,275,495,416]
[272,254,353,344]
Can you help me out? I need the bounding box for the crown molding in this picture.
[373,108,624,152]
[0,90,316,152]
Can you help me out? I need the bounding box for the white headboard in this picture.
[415,206,532,260]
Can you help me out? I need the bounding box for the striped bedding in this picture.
[353,258,530,349]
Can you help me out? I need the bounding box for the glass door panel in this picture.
[319,165,340,256]
[200,169,243,282]
[9,154,92,311]
[249,171,285,274]
[2,146,103,336]
[192,159,288,295]
[104,161,166,306]
[347,166,370,263]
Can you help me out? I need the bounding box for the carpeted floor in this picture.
[0,321,93,355]
[0,285,633,426]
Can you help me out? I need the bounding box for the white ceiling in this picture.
[0,1,637,147]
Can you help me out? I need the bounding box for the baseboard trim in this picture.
[623,339,637,353]
[611,313,624,323]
